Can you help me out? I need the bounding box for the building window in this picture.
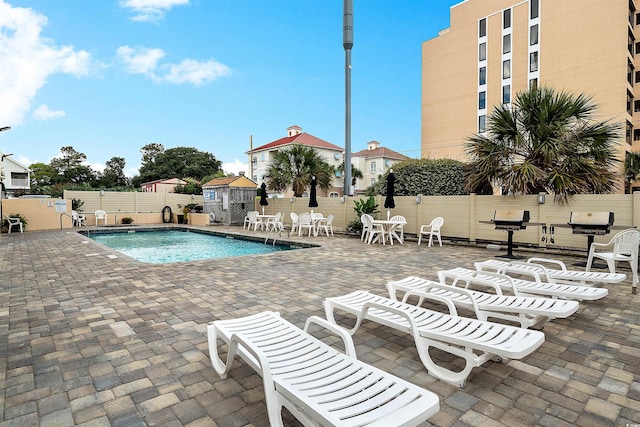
[629,61,635,86]
[329,192,340,198]
[503,34,511,54]
[635,129,640,141]
[628,91,634,115]
[370,162,376,173]
[629,29,636,55]
[529,78,538,90]
[530,51,539,72]
[479,67,486,85]
[636,42,640,55]
[253,175,257,182]
[503,60,511,79]
[531,0,539,19]
[371,178,377,186]
[503,9,511,29]
[627,122,633,145]
[635,100,640,112]
[479,115,486,133]
[479,42,487,61]
[479,18,487,37]
[10,172,28,187]
[479,91,486,109]
[502,85,511,104]
[530,24,539,45]
[636,71,640,83]
[637,12,640,26]
[260,153,265,161]
[252,156,257,165]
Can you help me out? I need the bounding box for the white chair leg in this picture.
[428,234,433,247]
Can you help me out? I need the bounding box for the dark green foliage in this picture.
[372,158,467,196]
[266,144,335,197]
[2,213,28,231]
[133,146,222,188]
[347,195,380,233]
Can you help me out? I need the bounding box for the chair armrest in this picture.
[527,257,568,271]
[419,225,431,233]
[304,316,357,357]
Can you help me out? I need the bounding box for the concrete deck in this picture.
[0,225,639,426]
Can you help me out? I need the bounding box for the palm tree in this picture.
[266,144,334,197]
[624,151,640,193]
[465,87,621,202]
[337,162,364,186]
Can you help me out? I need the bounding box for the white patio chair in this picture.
[362,214,385,244]
[389,215,407,244]
[360,214,371,242]
[267,212,283,232]
[297,212,314,236]
[72,210,86,227]
[418,216,444,247]
[318,213,334,237]
[289,212,299,234]
[5,215,23,234]
[586,228,640,293]
[95,210,107,225]
[247,211,263,231]
[243,211,254,229]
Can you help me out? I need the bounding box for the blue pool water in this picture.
[90,230,295,264]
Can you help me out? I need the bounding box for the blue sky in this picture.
[0,0,460,177]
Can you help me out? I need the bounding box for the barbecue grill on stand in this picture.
[482,210,535,258]
[550,211,615,267]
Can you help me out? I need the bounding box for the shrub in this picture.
[2,213,28,232]
[121,217,134,224]
[347,196,379,234]
[373,158,468,196]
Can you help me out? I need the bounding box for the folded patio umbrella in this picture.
[384,170,395,219]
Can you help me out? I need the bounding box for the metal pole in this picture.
[343,0,353,196]
[249,134,253,180]
[0,127,12,223]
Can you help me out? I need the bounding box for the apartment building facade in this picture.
[422,0,638,184]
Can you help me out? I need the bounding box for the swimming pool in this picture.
[89,229,297,264]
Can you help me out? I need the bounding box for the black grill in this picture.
[491,210,531,230]
[568,211,614,235]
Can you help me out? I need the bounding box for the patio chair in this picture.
[418,217,444,247]
[324,291,545,387]
[318,213,334,236]
[362,214,385,244]
[246,211,263,231]
[360,214,371,242]
[387,276,579,329]
[267,212,283,232]
[289,212,299,234]
[389,215,406,244]
[440,267,608,301]
[94,210,107,225]
[208,311,440,426]
[72,210,86,227]
[243,211,254,229]
[297,212,315,236]
[586,228,640,294]
[5,215,23,234]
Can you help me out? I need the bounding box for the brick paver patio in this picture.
[0,225,639,426]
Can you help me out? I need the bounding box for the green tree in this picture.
[624,151,640,194]
[29,162,58,189]
[133,146,222,187]
[99,157,129,188]
[140,142,165,165]
[371,158,467,196]
[49,146,97,186]
[265,144,334,197]
[465,87,620,202]
[337,162,364,186]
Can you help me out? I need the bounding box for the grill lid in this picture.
[568,211,614,226]
[492,210,530,223]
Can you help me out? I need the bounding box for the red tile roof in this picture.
[250,132,343,153]
[351,147,410,160]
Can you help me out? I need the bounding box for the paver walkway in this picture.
[0,226,639,426]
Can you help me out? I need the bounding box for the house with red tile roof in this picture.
[351,141,410,193]
[247,125,345,198]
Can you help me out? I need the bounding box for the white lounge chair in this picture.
[475,257,627,286]
[207,311,440,426]
[418,216,444,247]
[94,210,107,225]
[324,291,545,387]
[439,267,608,301]
[387,276,579,329]
[586,229,640,294]
[5,215,23,234]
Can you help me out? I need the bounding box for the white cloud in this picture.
[120,0,189,23]
[117,45,231,85]
[33,104,65,120]
[222,159,249,176]
[117,45,165,75]
[0,1,92,126]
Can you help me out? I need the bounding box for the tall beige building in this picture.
[422,0,638,176]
